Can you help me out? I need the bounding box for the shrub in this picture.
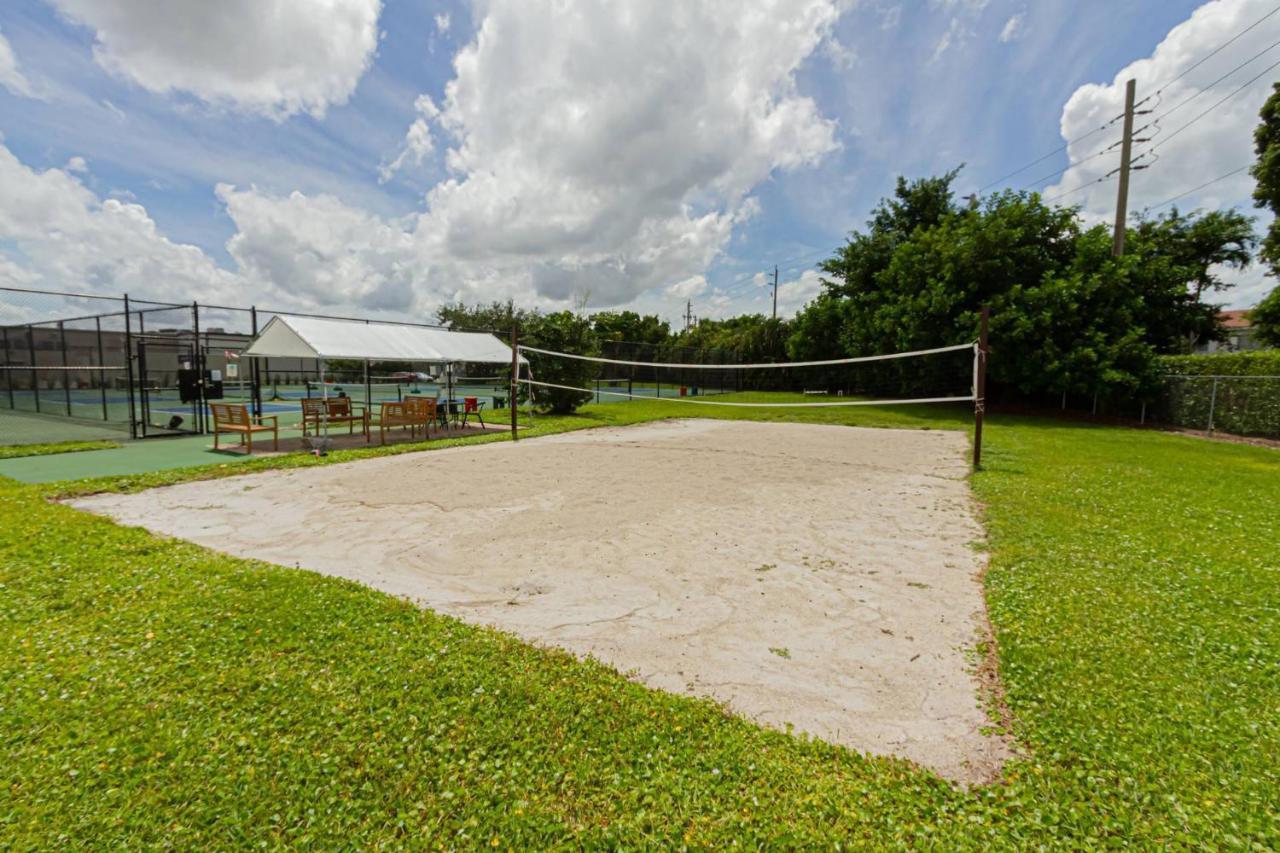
[521,312,599,414]
[1153,352,1280,437]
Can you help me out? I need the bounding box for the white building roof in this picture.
[243,315,524,364]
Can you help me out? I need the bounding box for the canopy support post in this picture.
[511,324,519,441]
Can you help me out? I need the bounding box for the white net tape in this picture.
[517,342,975,370]
[518,378,973,408]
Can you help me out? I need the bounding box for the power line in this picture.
[976,116,1123,193]
[980,3,1280,195]
[1019,139,1121,191]
[1143,164,1251,211]
[1137,2,1280,103]
[1134,55,1280,160]
[1144,35,1280,124]
[1041,174,1115,205]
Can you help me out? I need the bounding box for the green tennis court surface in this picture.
[0,431,255,482]
[0,410,128,446]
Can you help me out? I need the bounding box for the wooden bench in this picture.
[403,396,437,437]
[209,403,278,453]
[301,397,368,440]
[375,399,435,444]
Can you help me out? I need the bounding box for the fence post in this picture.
[59,320,71,417]
[96,316,108,421]
[1,326,13,410]
[1206,377,1218,435]
[27,324,39,414]
[123,294,137,439]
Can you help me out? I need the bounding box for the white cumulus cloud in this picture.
[0,141,246,306]
[3,0,847,320]
[407,0,842,306]
[46,0,382,118]
[218,183,421,312]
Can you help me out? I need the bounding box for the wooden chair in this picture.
[210,403,278,454]
[301,397,368,440]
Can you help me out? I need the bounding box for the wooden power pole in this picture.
[1111,78,1137,257]
[771,265,779,320]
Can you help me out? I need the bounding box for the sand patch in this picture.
[72,419,1009,782]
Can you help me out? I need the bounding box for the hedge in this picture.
[1153,352,1280,438]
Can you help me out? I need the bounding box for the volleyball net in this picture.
[515,342,980,408]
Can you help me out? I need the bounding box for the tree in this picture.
[436,300,538,339]
[1125,208,1255,352]
[590,311,670,345]
[1250,81,1280,349]
[1253,286,1280,348]
[1251,82,1280,276]
[789,170,1255,402]
[521,311,599,414]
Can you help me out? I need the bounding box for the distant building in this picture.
[1198,309,1263,353]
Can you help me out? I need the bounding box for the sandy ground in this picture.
[72,419,1009,783]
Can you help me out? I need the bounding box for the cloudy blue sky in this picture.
[0,0,1274,325]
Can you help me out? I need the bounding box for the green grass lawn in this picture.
[2,400,1278,846]
[0,438,119,460]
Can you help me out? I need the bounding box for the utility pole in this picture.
[770,265,778,320]
[684,300,693,332]
[1111,78,1137,257]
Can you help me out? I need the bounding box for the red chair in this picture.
[461,396,485,428]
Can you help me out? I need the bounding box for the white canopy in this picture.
[243,315,525,364]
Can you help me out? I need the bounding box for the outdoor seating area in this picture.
[208,393,499,456]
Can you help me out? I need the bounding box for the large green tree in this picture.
[590,311,670,346]
[1125,208,1254,351]
[1252,82,1280,275]
[790,170,1255,400]
[1251,81,1280,346]
[436,300,537,339]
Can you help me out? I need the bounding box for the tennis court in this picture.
[72,418,1008,783]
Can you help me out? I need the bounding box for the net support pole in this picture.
[510,324,519,441]
[973,306,989,469]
